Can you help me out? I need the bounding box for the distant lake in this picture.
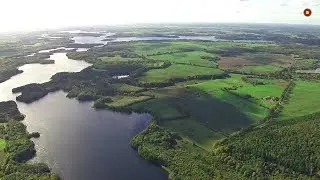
[70,31,272,45]
[71,33,218,44]
[0,45,167,179]
[0,53,90,101]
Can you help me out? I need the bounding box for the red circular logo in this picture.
[304,8,312,17]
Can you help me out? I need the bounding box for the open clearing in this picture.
[280,80,320,119]
[218,53,294,74]
[240,53,293,66]
[130,99,185,120]
[133,41,209,56]
[161,118,224,150]
[148,51,218,67]
[237,64,283,74]
[218,56,256,69]
[187,75,287,120]
[139,64,223,83]
[112,83,144,93]
[107,95,152,107]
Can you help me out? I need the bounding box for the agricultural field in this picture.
[133,41,208,56]
[112,83,144,93]
[239,53,293,66]
[187,75,288,120]
[237,64,283,74]
[106,95,152,107]
[218,53,295,74]
[148,51,219,67]
[160,118,224,150]
[279,80,320,120]
[231,79,288,107]
[99,55,140,63]
[130,99,185,120]
[138,64,223,83]
[218,56,255,69]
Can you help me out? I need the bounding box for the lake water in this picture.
[71,33,219,45]
[19,91,166,180]
[0,53,90,101]
[0,47,167,179]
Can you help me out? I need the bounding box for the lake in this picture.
[0,48,167,179]
[19,91,166,180]
[71,32,219,44]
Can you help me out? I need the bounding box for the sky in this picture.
[0,0,320,32]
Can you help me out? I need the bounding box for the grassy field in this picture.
[218,53,293,74]
[231,79,288,107]
[0,139,5,150]
[160,118,224,150]
[139,64,223,83]
[130,99,185,120]
[148,51,218,67]
[107,95,152,107]
[279,80,320,119]
[218,56,256,69]
[133,41,208,56]
[187,75,287,120]
[99,55,140,63]
[237,64,283,74]
[112,83,144,93]
[240,53,293,66]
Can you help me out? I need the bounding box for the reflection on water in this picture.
[19,91,166,180]
[0,53,90,101]
[38,47,75,53]
[71,33,115,44]
[72,33,218,45]
[0,34,169,179]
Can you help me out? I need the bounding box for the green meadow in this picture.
[148,51,218,67]
[139,64,223,83]
[280,80,320,119]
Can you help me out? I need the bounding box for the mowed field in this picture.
[231,79,288,107]
[218,53,294,74]
[112,83,144,93]
[237,64,283,74]
[106,95,152,107]
[218,56,256,69]
[187,75,288,120]
[133,41,209,56]
[130,99,185,120]
[138,64,223,83]
[148,51,218,67]
[160,118,225,150]
[279,80,320,120]
[99,55,140,63]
